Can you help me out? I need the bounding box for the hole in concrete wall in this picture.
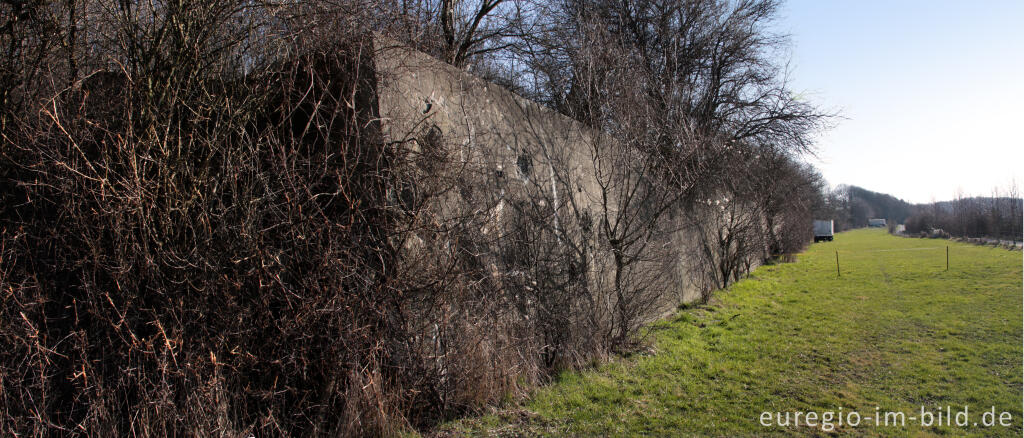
[422,125,443,150]
[581,209,593,235]
[517,153,532,178]
[418,125,444,170]
[396,179,420,214]
[459,179,474,203]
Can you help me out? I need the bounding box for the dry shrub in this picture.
[0,4,433,431]
[1,0,832,435]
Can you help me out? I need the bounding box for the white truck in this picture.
[813,220,834,242]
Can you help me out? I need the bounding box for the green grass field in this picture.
[440,229,1023,437]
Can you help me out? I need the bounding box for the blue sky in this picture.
[776,0,1024,203]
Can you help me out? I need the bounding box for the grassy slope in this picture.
[441,229,1023,437]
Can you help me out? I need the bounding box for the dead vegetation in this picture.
[1,0,831,435]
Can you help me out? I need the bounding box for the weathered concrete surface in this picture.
[372,36,606,224]
[370,36,731,311]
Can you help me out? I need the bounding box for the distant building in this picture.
[868,218,887,228]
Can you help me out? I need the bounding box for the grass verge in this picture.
[437,229,1023,436]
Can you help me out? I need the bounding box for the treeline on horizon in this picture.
[817,184,1023,241]
[903,188,1023,241]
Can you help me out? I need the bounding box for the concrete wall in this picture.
[372,36,605,225]
[370,36,718,311]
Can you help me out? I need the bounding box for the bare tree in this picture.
[380,0,525,67]
[509,0,830,303]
